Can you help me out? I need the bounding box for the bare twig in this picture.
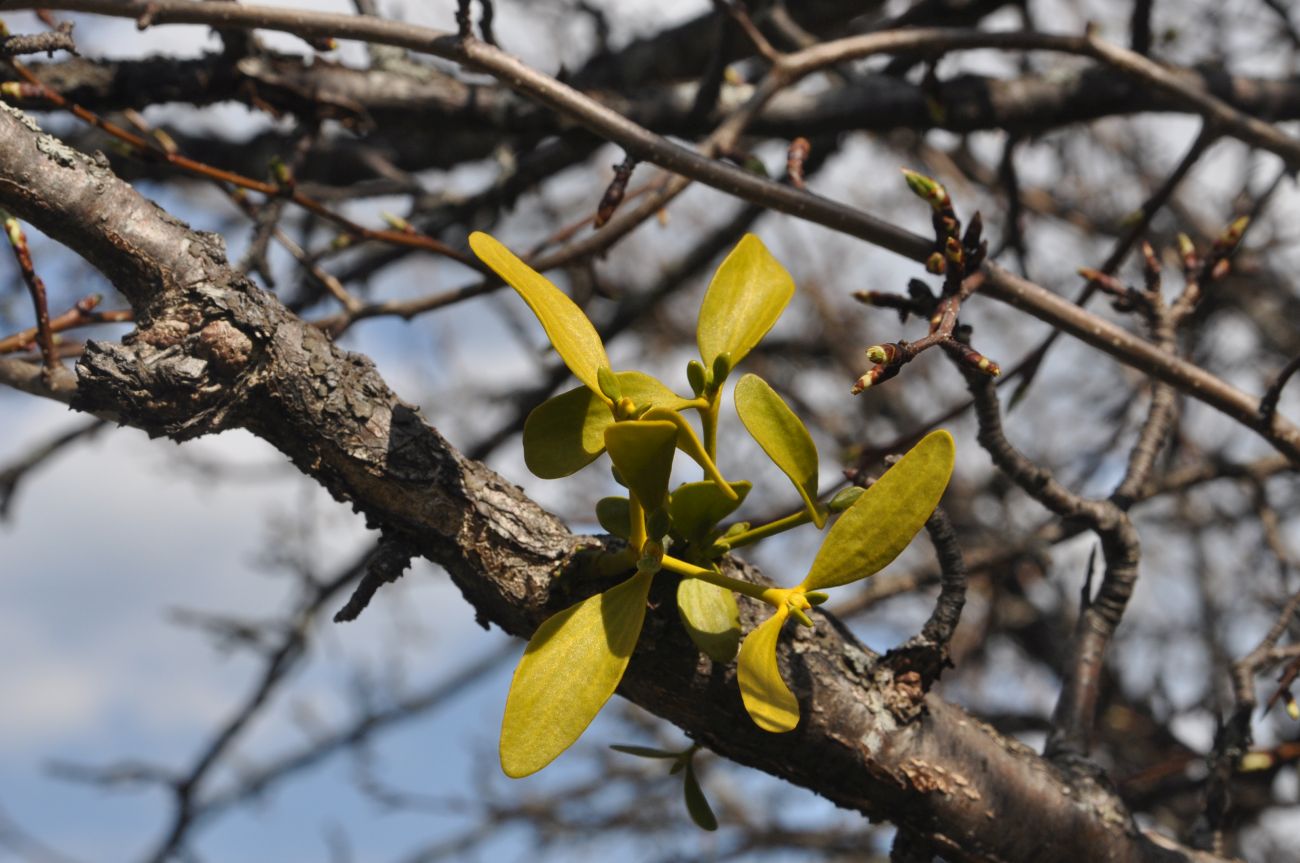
[0,20,76,57]
[0,417,105,518]
[0,294,131,355]
[1260,352,1300,431]
[963,370,1141,760]
[1,211,57,377]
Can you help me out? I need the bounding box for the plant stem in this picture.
[699,392,721,463]
[628,494,647,553]
[660,554,784,605]
[717,509,811,551]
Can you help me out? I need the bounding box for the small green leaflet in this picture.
[683,761,719,831]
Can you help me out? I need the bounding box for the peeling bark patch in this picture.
[0,102,82,168]
[898,758,978,800]
[36,134,79,167]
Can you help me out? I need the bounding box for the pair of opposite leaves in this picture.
[468,231,954,778]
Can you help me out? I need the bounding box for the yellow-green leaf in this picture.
[737,606,798,732]
[798,429,954,592]
[522,372,686,479]
[683,761,719,831]
[669,480,751,545]
[677,578,741,662]
[469,231,610,396]
[697,234,795,375]
[604,420,678,511]
[500,569,654,778]
[595,496,631,539]
[522,385,614,479]
[734,374,824,527]
[618,370,694,413]
[641,407,736,499]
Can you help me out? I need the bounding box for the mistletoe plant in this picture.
[468,231,954,780]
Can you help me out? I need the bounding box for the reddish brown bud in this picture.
[851,362,901,393]
[0,81,48,101]
[962,211,983,249]
[901,168,950,211]
[1176,233,1198,271]
[786,137,810,190]
[864,342,903,364]
[74,294,104,314]
[926,252,946,275]
[948,342,1001,377]
[1141,241,1160,272]
[1217,215,1249,250]
[944,235,964,266]
[1077,267,1125,296]
[594,157,636,228]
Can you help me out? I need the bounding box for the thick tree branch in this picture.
[0,101,1229,863]
[14,56,1300,166]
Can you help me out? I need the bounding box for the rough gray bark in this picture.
[0,99,1233,863]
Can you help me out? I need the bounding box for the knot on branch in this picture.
[195,319,254,377]
[72,289,263,440]
[74,336,244,439]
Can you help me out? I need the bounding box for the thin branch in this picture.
[2,211,57,377]
[883,506,968,693]
[1260,352,1300,430]
[0,21,76,57]
[1008,123,1217,406]
[0,355,80,404]
[139,551,369,863]
[0,418,105,518]
[963,371,1140,759]
[0,294,131,355]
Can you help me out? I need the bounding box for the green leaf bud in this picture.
[827,485,866,512]
[711,352,733,388]
[597,366,623,402]
[686,360,707,397]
